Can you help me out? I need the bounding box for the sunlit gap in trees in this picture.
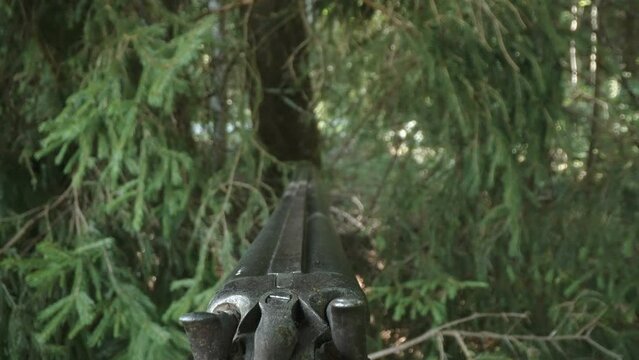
[382,120,444,165]
[190,114,251,142]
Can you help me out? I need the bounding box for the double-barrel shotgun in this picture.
[180,170,369,359]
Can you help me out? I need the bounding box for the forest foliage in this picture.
[1,0,638,359]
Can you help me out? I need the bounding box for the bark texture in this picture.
[247,0,321,166]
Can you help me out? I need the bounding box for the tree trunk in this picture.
[247,0,321,167]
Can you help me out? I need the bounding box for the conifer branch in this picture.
[0,187,71,256]
[361,0,416,32]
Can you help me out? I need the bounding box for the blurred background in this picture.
[1,0,637,358]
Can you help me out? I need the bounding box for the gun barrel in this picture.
[181,170,368,359]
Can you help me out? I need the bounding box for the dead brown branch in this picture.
[368,311,621,360]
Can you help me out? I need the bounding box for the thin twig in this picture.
[436,333,447,360]
[0,187,71,256]
[584,337,623,360]
[1,217,39,256]
[368,153,398,214]
[452,332,472,359]
[577,308,606,336]
[194,0,253,21]
[478,0,520,71]
[368,311,622,360]
[443,330,621,360]
[368,312,528,359]
[361,0,416,33]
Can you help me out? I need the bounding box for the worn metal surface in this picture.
[180,171,368,359]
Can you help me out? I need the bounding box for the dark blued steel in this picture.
[179,310,239,360]
[181,169,369,359]
[327,297,368,359]
[267,181,307,274]
[254,290,300,359]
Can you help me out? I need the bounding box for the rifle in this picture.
[180,170,369,359]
